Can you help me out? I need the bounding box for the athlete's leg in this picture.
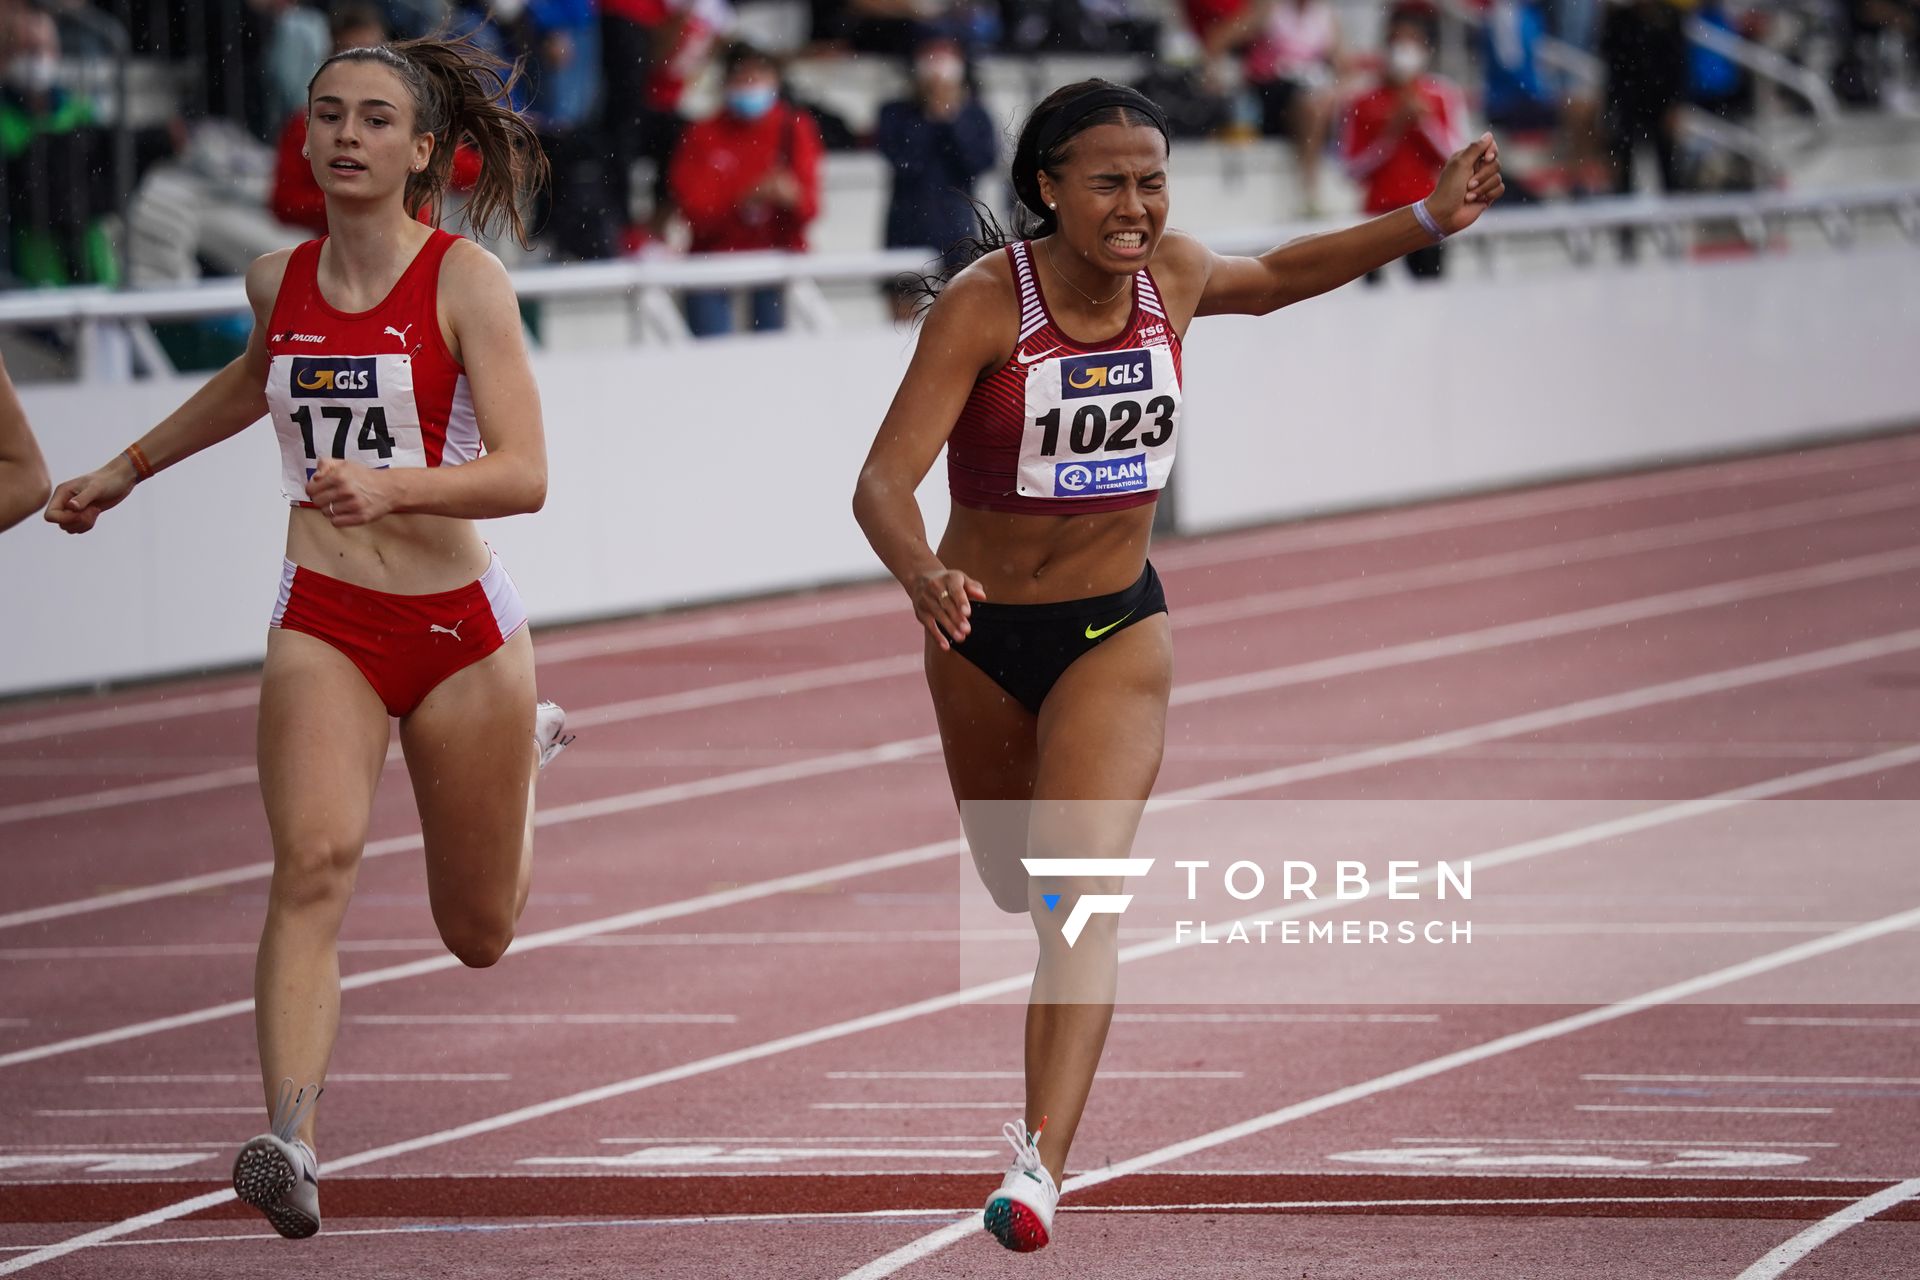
[255,628,392,1148]
[399,625,538,968]
[1024,615,1171,1186]
[925,636,1040,907]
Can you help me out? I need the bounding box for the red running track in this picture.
[2,433,1919,1278]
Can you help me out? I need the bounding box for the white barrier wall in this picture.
[2,246,1916,696]
[1176,247,1920,532]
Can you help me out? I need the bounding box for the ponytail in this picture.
[309,33,551,247]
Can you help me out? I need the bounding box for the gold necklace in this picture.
[1044,238,1126,306]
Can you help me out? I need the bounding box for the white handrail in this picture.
[3,185,1917,380]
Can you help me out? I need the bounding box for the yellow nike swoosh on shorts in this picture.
[1085,610,1136,641]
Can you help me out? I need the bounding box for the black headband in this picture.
[1031,85,1170,162]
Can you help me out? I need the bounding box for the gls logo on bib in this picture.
[291,357,379,398]
[1060,351,1152,400]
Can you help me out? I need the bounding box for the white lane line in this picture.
[598,1136,1017,1144]
[46,472,1920,826]
[1584,1074,1920,1086]
[838,904,1920,1279]
[0,1189,1895,1257]
[0,767,263,826]
[7,632,1920,1075]
[809,1103,1018,1111]
[0,656,924,828]
[83,1073,510,1084]
[1114,1013,1441,1024]
[823,1071,1243,1081]
[1395,1138,1841,1148]
[32,1108,261,1117]
[11,432,1908,746]
[1169,544,1920,707]
[1735,1177,1920,1278]
[1175,477,1920,628]
[1574,1105,1836,1115]
[1480,923,1882,937]
[0,931,1052,961]
[9,755,1917,1276]
[14,530,1920,937]
[12,468,1917,827]
[0,738,943,932]
[344,1014,736,1026]
[1746,1016,1920,1029]
[1158,432,1920,573]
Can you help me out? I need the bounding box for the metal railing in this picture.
[2,185,1917,382]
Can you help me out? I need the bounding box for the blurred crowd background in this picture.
[0,0,1915,333]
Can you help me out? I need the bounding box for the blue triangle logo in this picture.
[1042,893,1061,912]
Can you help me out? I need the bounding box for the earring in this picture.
[1048,202,1056,210]
[301,149,309,158]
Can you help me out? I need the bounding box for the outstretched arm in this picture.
[0,355,50,533]
[1193,133,1504,317]
[46,250,287,534]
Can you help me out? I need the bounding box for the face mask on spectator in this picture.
[7,55,57,95]
[915,52,964,87]
[1388,41,1428,81]
[727,84,778,120]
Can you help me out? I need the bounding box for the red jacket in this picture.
[1341,75,1467,215]
[272,113,485,236]
[668,103,823,254]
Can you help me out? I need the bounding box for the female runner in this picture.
[45,34,567,1240]
[853,79,1502,1253]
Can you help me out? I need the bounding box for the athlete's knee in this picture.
[269,835,359,915]
[438,908,515,968]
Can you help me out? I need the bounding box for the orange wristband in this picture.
[123,444,154,482]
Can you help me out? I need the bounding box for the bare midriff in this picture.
[939,500,1155,604]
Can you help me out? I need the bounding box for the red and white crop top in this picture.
[263,229,480,508]
[947,239,1184,515]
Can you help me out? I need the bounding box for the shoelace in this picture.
[268,1077,323,1150]
[1001,1116,1049,1181]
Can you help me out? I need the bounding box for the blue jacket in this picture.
[875,98,998,259]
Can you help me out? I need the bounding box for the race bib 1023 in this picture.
[1016,344,1180,500]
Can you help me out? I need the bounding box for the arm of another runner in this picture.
[852,265,1013,650]
[0,354,51,533]
[1190,132,1504,317]
[44,250,287,534]
[310,240,547,525]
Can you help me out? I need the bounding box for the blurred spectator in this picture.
[667,42,822,336]
[126,5,385,287]
[1480,0,1603,195]
[876,35,995,320]
[810,0,998,55]
[1211,0,1345,214]
[1002,0,1157,54]
[1598,0,1688,199]
[251,0,330,139]
[601,0,732,256]
[1686,0,1758,192]
[1834,0,1917,106]
[1,5,119,285]
[271,4,391,236]
[1340,4,1464,282]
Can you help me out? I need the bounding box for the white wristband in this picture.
[1411,199,1446,243]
